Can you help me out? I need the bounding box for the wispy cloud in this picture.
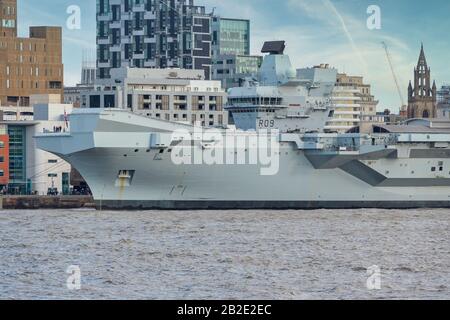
[63,35,96,49]
[277,0,419,110]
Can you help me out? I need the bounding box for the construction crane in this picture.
[382,41,406,110]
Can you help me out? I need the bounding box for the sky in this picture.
[17,0,450,112]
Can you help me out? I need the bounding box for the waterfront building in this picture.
[437,85,450,119]
[336,73,378,119]
[375,110,403,124]
[64,58,97,108]
[63,86,88,109]
[0,105,33,121]
[0,94,61,121]
[80,67,228,127]
[96,0,212,80]
[407,44,437,119]
[335,73,380,132]
[327,85,361,133]
[0,103,72,195]
[0,125,9,187]
[0,0,63,107]
[211,17,261,89]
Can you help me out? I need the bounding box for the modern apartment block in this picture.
[327,85,362,133]
[336,73,379,119]
[211,17,262,89]
[96,0,212,80]
[0,0,63,107]
[80,67,228,127]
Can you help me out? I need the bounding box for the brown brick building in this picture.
[0,0,63,107]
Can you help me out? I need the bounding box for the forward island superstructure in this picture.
[35,41,450,209]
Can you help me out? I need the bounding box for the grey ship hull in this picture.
[98,200,450,210]
[36,109,450,210]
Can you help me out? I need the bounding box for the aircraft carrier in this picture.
[35,41,450,209]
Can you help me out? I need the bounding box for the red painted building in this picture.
[0,132,9,187]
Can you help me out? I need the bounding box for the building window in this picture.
[104,94,116,108]
[89,95,101,108]
[48,173,57,178]
[49,81,62,89]
[0,170,4,177]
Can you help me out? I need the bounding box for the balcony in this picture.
[174,96,187,102]
[334,103,362,108]
[144,12,156,20]
[97,13,112,21]
[109,21,121,29]
[97,62,111,68]
[328,118,361,123]
[332,96,362,101]
[97,36,110,45]
[333,111,361,115]
[133,3,145,12]
[133,29,145,36]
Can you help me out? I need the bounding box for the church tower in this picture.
[407,44,437,119]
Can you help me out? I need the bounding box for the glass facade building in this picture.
[8,125,27,194]
[212,17,250,56]
[211,17,261,90]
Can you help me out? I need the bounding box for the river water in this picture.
[0,209,449,300]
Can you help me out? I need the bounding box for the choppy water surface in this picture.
[0,209,449,300]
